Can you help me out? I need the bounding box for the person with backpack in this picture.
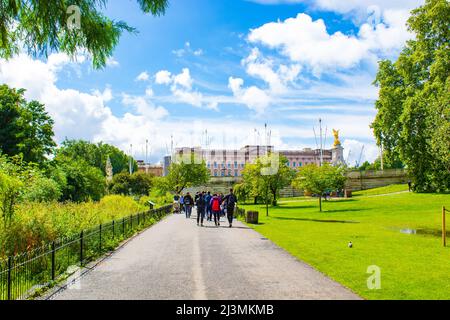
[184,192,194,218]
[196,192,206,226]
[219,193,225,217]
[210,193,221,227]
[223,189,237,228]
[204,191,212,221]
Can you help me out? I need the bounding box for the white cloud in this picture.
[242,47,301,93]
[106,57,120,67]
[228,77,271,114]
[311,0,424,15]
[0,54,168,147]
[343,139,379,166]
[248,0,423,14]
[93,87,113,102]
[145,87,154,97]
[155,70,172,85]
[155,68,219,110]
[172,68,193,90]
[248,11,413,75]
[136,71,150,82]
[172,41,204,57]
[121,94,169,119]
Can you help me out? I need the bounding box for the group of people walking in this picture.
[174,189,237,228]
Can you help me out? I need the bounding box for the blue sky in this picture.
[0,0,424,164]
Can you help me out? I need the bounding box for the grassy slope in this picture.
[240,188,450,300]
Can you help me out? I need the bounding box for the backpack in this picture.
[185,197,191,205]
[227,194,236,208]
[205,194,212,206]
[211,198,220,211]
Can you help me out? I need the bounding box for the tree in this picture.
[0,0,168,68]
[0,85,56,163]
[109,172,153,196]
[292,163,347,212]
[372,0,450,192]
[241,154,295,207]
[163,153,210,194]
[0,172,23,227]
[233,183,252,205]
[55,156,106,202]
[57,139,136,175]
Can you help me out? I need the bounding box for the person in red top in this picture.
[210,193,221,227]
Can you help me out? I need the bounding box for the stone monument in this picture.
[332,129,344,166]
[106,156,113,182]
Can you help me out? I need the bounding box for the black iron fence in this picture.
[0,205,172,300]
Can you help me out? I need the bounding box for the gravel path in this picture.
[51,210,360,300]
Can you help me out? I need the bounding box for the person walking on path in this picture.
[210,193,221,227]
[173,194,180,213]
[179,194,185,214]
[219,193,225,217]
[184,192,194,219]
[204,191,212,221]
[196,192,206,226]
[223,189,237,228]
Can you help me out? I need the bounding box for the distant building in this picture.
[163,155,172,176]
[136,160,163,176]
[173,144,343,177]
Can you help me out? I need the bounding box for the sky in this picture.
[0,0,425,165]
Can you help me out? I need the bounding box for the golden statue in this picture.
[333,129,341,147]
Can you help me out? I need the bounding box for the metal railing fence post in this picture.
[51,241,56,281]
[7,256,12,300]
[80,231,84,266]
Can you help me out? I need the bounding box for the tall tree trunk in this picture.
[319,196,322,212]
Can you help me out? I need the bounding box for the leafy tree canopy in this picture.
[0,0,168,68]
[372,0,449,192]
[160,153,210,194]
[54,155,106,202]
[241,154,295,206]
[0,84,56,163]
[57,139,137,176]
[109,171,154,196]
[292,163,347,212]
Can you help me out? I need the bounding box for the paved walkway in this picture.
[51,210,360,300]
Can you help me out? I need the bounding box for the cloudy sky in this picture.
[0,0,424,165]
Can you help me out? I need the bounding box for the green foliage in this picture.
[0,195,147,256]
[0,0,168,68]
[241,154,295,206]
[140,189,173,207]
[22,175,61,203]
[162,154,210,194]
[233,183,252,204]
[292,163,347,211]
[241,190,450,299]
[57,139,136,176]
[109,172,153,196]
[0,84,56,163]
[0,171,23,227]
[372,0,450,192]
[55,156,106,202]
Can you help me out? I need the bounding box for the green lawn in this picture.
[353,184,409,196]
[240,187,450,300]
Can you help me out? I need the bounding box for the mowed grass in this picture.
[240,188,450,300]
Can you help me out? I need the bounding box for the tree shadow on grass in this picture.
[272,216,360,224]
[277,205,318,210]
[324,208,367,213]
